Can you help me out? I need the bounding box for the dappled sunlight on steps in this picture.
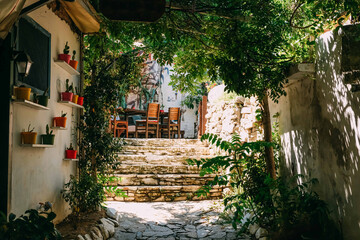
[106,138,224,202]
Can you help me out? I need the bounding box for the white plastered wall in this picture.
[160,65,197,138]
[269,28,360,239]
[9,5,80,223]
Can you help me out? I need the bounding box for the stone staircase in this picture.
[107,138,224,202]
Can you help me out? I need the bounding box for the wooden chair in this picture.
[135,103,160,138]
[110,115,128,138]
[115,120,128,138]
[110,119,128,138]
[160,107,181,139]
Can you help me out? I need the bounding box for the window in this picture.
[17,16,51,95]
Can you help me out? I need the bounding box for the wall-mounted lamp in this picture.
[14,51,33,78]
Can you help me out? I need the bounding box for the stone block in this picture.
[255,227,268,239]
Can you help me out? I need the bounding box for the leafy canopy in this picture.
[90,0,360,100]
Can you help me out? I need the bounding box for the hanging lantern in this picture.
[14,51,33,77]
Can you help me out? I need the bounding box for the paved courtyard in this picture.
[106,200,250,240]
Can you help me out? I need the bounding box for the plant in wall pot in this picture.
[72,86,79,104]
[36,87,49,107]
[21,124,37,144]
[53,111,67,128]
[41,124,55,145]
[69,50,78,70]
[58,41,71,64]
[76,87,84,106]
[61,79,73,101]
[66,143,77,159]
[14,85,31,101]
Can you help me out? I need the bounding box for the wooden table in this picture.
[117,108,168,123]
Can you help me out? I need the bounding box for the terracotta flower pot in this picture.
[58,54,71,64]
[53,117,67,128]
[69,60,78,70]
[77,97,84,106]
[72,94,79,104]
[61,92,73,101]
[15,87,31,100]
[41,135,55,145]
[66,150,77,159]
[21,132,37,144]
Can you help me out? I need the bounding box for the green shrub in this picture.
[62,173,104,214]
[188,133,341,240]
[0,209,61,240]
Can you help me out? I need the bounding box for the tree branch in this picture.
[289,1,316,29]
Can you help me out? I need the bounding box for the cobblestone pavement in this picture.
[106,200,250,240]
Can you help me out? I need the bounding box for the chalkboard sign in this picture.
[17,17,51,94]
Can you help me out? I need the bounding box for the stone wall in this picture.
[205,85,262,143]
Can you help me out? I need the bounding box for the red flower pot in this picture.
[61,92,73,101]
[77,96,84,106]
[58,54,71,64]
[66,150,77,159]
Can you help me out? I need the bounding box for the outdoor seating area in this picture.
[110,103,183,139]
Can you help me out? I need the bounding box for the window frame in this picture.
[16,16,51,97]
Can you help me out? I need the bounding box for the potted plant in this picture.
[65,143,77,159]
[72,87,78,104]
[21,124,37,144]
[53,111,67,128]
[58,41,71,64]
[69,50,78,70]
[160,104,165,113]
[61,79,73,101]
[14,85,31,101]
[36,88,49,107]
[76,87,84,106]
[41,124,55,145]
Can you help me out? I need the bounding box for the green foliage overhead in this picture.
[89,0,360,100]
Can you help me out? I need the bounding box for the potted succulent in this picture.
[71,86,78,104]
[14,85,31,101]
[21,124,37,144]
[76,87,84,106]
[160,104,165,113]
[36,88,49,107]
[65,143,77,159]
[61,79,73,101]
[69,50,78,70]
[41,124,55,145]
[58,41,71,64]
[53,111,67,128]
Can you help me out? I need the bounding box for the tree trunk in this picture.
[261,91,276,179]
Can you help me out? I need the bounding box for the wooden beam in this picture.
[20,0,54,17]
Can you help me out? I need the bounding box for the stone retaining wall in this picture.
[205,85,262,143]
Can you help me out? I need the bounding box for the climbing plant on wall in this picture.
[79,34,145,175]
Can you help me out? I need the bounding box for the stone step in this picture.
[120,146,211,155]
[114,164,201,174]
[116,154,213,165]
[124,138,206,147]
[106,185,225,202]
[110,174,216,186]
